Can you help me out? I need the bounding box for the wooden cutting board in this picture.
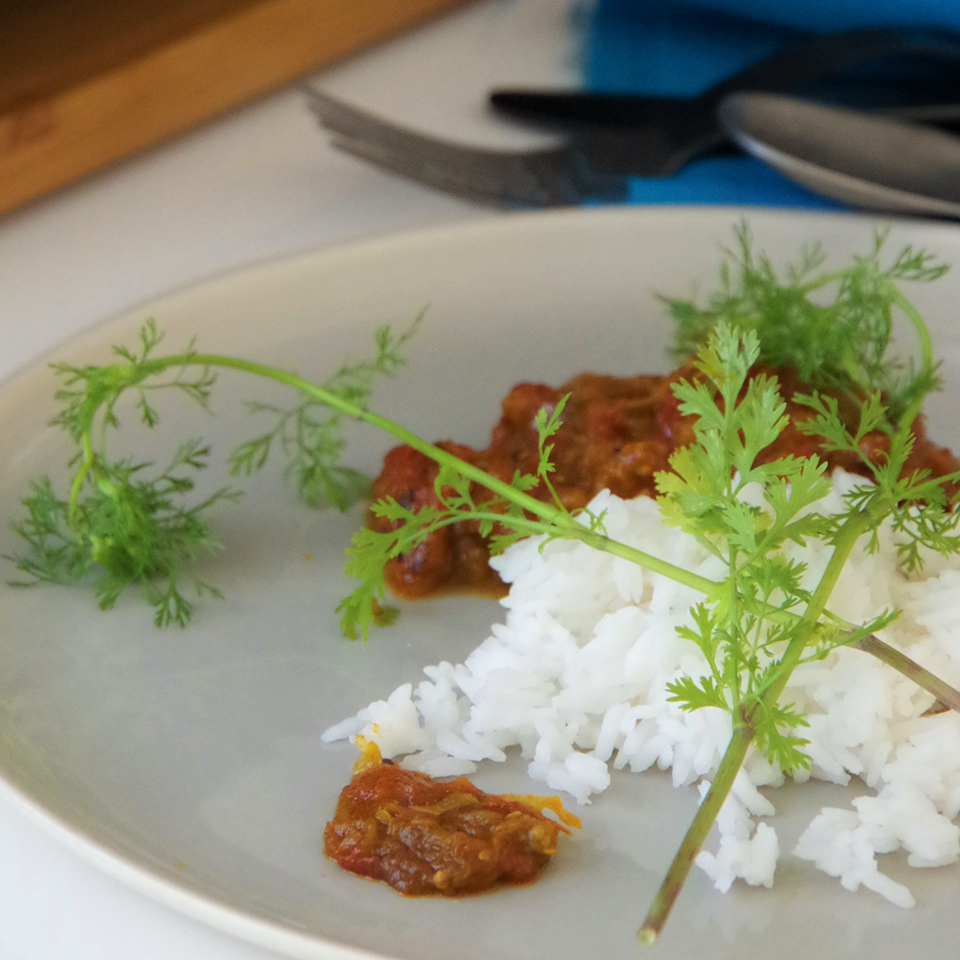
[0,0,470,216]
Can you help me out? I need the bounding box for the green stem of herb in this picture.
[68,430,96,529]
[763,512,871,705]
[638,722,752,945]
[575,527,720,598]
[69,353,723,601]
[892,290,935,430]
[638,510,871,943]
[796,269,849,295]
[856,634,960,714]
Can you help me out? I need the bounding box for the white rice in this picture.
[323,471,960,905]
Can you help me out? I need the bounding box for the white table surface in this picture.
[0,1,581,957]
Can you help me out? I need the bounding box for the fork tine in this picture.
[329,132,583,207]
[329,134,527,206]
[306,90,622,207]
[309,90,578,205]
[309,92,418,145]
[310,90,537,165]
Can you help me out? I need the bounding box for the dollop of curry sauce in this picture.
[323,741,580,897]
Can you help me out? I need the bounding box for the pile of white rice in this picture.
[323,471,960,906]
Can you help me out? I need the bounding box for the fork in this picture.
[306,91,629,207]
[307,25,960,208]
[307,88,960,209]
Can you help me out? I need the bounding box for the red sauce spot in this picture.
[324,743,579,897]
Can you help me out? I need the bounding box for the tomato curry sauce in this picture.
[371,362,959,600]
[324,741,579,896]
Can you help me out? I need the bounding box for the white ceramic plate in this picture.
[1,208,959,960]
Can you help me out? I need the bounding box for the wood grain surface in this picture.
[0,0,469,216]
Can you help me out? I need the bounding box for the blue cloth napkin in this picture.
[583,0,960,207]
[666,0,960,33]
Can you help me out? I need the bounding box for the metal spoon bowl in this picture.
[718,92,960,218]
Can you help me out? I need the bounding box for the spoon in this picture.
[718,92,960,218]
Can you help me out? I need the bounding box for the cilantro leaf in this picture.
[665,223,946,423]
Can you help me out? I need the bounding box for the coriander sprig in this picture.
[665,224,946,426]
[637,322,959,941]
[13,324,718,632]
[11,317,423,626]
[654,326,835,771]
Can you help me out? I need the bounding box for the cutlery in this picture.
[310,89,960,208]
[718,92,960,218]
[490,25,960,176]
[309,91,627,206]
